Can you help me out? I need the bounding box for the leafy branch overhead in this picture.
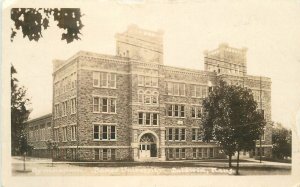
[11,8,84,43]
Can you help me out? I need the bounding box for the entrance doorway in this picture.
[139,133,157,159]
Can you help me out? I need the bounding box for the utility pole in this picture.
[259,76,262,163]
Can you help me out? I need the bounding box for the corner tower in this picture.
[115,24,164,64]
[204,43,247,76]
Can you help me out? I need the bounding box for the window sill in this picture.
[191,97,206,99]
[93,140,117,142]
[167,95,186,97]
[93,112,117,114]
[166,116,186,119]
[93,86,117,89]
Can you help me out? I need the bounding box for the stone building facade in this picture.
[26,25,272,161]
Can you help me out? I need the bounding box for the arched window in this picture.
[152,91,159,104]
[144,91,151,104]
[138,90,144,103]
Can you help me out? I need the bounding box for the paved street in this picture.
[12,156,291,176]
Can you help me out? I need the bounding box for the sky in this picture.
[3,0,300,131]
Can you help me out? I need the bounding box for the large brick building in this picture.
[26,25,272,161]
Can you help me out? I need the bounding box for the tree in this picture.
[272,123,292,159]
[201,80,265,174]
[11,65,31,155]
[11,8,84,43]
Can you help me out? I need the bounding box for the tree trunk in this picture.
[229,154,232,168]
[236,150,240,175]
[23,152,26,171]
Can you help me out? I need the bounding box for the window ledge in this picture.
[93,140,117,142]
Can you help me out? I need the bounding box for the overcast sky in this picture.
[4,0,300,130]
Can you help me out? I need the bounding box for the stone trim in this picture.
[163,144,219,148]
[255,144,272,148]
[58,146,130,149]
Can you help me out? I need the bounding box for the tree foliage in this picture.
[11,8,84,43]
[201,80,266,171]
[11,65,31,155]
[272,123,291,159]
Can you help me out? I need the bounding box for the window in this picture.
[144,91,151,104]
[111,149,116,160]
[70,98,77,114]
[103,126,108,140]
[138,75,144,86]
[71,125,77,141]
[55,104,60,118]
[94,72,117,88]
[167,104,185,118]
[61,101,67,116]
[180,106,185,117]
[138,112,143,125]
[152,77,158,87]
[175,128,179,141]
[167,105,173,117]
[101,72,108,87]
[103,149,108,160]
[261,129,265,141]
[95,148,116,161]
[93,97,117,113]
[191,85,208,98]
[145,113,151,125]
[138,90,144,103]
[152,92,158,104]
[175,148,180,159]
[209,148,214,158]
[93,98,100,112]
[193,148,197,159]
[203,148,208,158]
[93,124,117,141]
[192,107,196,118]
[145,76,151,86]
[168,149,173,159]
[181,129,186,141]
[138,113,159,126]
[167,82,173,95]
[168,82,185,96]
[54,128,59,142]
[174,84,179,96]
[95,149,100,160]
[167,128,186,141]
[71,72,77,89]
[138,76,158,87]
[94,125,99,140]
[191,106,202,119]
[174,105,179,117]
[62,126,67,142]
[198,148,203,158]
[102,98,108,112]
[192,129,197,141]
[197,107,202,118]
[179,84,185,96]
[153,113,158,125]
[168,128,173,141]
[192,128,201,141]
[110,99,116,113]
[109,73,116,88]
[181,148,186,159]
[111,126,116,140]
[93,72,100,87]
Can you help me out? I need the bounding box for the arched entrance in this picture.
[139,133,157,159]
